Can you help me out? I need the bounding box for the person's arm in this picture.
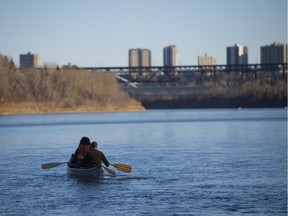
[101,153,109,167]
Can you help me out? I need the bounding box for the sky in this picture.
[0,0,287,67]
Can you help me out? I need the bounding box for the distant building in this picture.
[198,53,217,66]
[20,52,39,68]
[163,45,177,66]
[227,44,248,65]
[129,48,151,67]
[260,42,287,64]
[129,48,151,77]
[62,63,78,69]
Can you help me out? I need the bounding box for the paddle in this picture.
[110,163,132,173]
[41,162,67,169]
[101,165,116,176]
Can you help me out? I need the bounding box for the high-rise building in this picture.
[129,49,138,67]
[227,44,248,65]
[129,48,151,67]
[163,45,177,66]
[198,53,217,66]
[260,42,287,64]
[20,52,39,68]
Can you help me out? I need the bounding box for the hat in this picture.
[91,141,98,148]
[80,136,90,145]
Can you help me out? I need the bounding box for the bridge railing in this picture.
[79,63,287,85]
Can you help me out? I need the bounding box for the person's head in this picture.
[80,136,90,145]
[91,141,98,149]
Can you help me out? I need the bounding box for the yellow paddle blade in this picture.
[111,163,132,173]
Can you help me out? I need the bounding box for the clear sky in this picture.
[0,0,287,67]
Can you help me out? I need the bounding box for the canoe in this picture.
[67,166,103,178]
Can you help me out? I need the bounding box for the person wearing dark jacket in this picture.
[84,141,109,168]
[68,136,91,168]
[75,136,91,159]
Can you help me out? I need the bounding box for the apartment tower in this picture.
[260,42,287,64]
[129,48,151,67]
[19,52,39,68]
[163,45,177,66]
[227,44,248,65]
[198,53,217,66]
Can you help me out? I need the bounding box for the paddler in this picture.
[84,141,110,168]
[68,136,91,168]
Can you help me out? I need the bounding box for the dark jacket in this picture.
[84,149,109,168]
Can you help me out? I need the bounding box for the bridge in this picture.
[77,63,287,107]
[79,63,287,87]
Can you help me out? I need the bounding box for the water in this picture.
[0,109,286,215]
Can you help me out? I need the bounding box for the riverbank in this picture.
[141,97,287,109]
[137,81,287,109]
[0,99,145,115]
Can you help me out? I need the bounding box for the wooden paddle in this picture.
[101,165,116,176]
[41,162,67,169]
[110,163,132,173]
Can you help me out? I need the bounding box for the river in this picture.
[0,109,286,215]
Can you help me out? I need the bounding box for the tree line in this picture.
[140,78,287,109]
[0,54,137,110]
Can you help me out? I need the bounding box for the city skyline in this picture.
[19,42,287,68]
[0,0,286,67]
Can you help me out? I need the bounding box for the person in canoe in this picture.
[84,141,110,168]
[68,136,91,168]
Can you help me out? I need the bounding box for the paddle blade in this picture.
[111,163,132,173]
[41,162,67,169]
[102,165,116,176]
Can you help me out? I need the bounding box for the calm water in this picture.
[0,109,286,215]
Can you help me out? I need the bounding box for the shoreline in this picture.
[141,99,287,110]
[0,101,145,115]
[1,101,286,116]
